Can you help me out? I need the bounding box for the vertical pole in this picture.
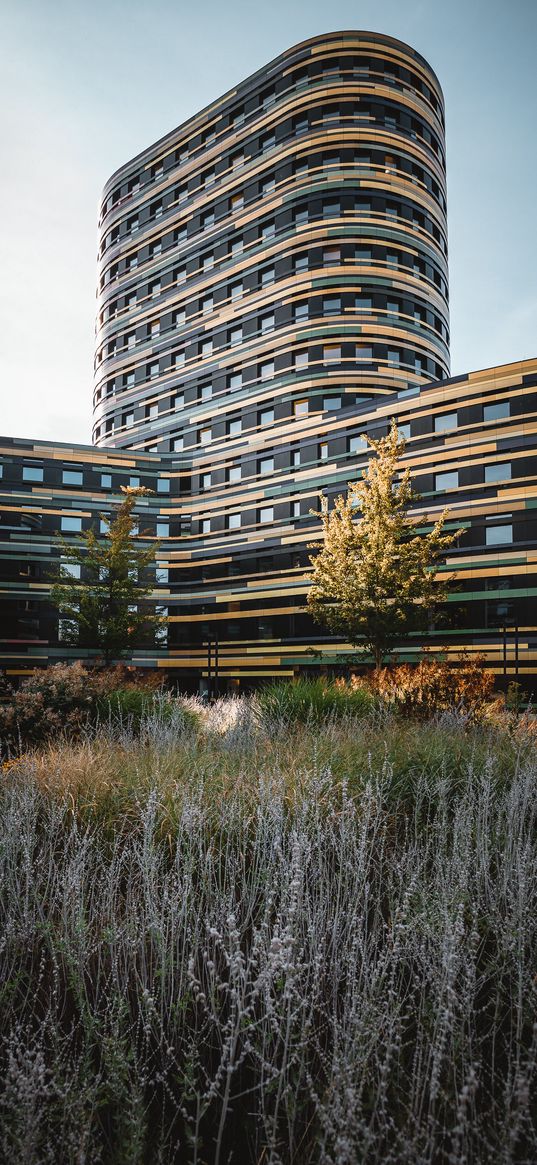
[515,622,519,682]
[214,634,219,700]
[207,639,213,701]
[502,623,507,681]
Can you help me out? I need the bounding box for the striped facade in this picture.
[0,34,535,690]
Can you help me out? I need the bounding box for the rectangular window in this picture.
[261,221,275,240]
[387,349,400,365]
[228,465,241,483]
[260,314,275,334]
[123,412,134,428]
[292,501,301,518]
[173,351,185,368]
[259,456,274,474]
[156,522,169,537]
[173,309,186,328]
[292,449,301,466]
[201,339,213,355]
[175,267,186,285]
[231,152,244,169]
[295,351,308,369]
[486,524,513,546]
[485,463,512,483]
[230,282,243,300]
[484,402,510,421]
[356,296,373,310]
[228,372,242,389]
[323,247,341,265]
[228,513,241,529]
[149,280,161,297]
[398,423,411,439]
[201,296,213,315]
[261,266,275,286]
[199,427,211,444]
[150,320,160,337]
[201,211,215,228]
[259,506,274,524]
[23,465,43,482]
[172,437,184,451]
[202,473,211,489]
[324,395,341,411]
[62,470,83,486]
[294,303,309,322]
[201,519,211,534]
[228,418,241,436]
[324,297,341,315]
[231,193,244,211]
[350,435,367,453]
[157,478,170,493]
[155,567,168,583]
[294,400,308,417]
[320,442,329,460]
[260,408,274,425]
[173,394,185,410]
[434,412,457,433]
[260,360,274,380]
[261,178,276,196]
[229,327,242,346]
[101,473,112,488]
[435,470,459,492]
[146,403,158,419]
[201,383,212,401]
[61,516,82,532]
[61,562,81,579]
[294,254,309,273]
[148,362,159,380]
[202,253,215,271]
[323,200,341,217]
[323,344,341,362]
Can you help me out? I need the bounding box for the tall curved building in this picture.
[93,31,449,453]
[5,31,534,692]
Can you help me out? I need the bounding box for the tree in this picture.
[307,420,460,670]
[51,487,163,663]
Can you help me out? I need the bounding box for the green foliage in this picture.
[0,661,195,753]
[50,486,163,663]
[307,420,460,668]
[257,677,377,724]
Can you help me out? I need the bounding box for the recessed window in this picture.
[294,400,308,418]
[231,193,244,211]
[356,296,373,310]
[323,344,341,362]
[61,516,82,533]
[101,473,112,488]
[486,524,513,546]
[356,344,373,360]
[175,267,186,285]
[129,476,140,488]
[261,177,276,196]
[230,282,243,300]
[260,314,275,333]
[260,361,274,381]
[484,402,510,421]
[123,412,134,428]
[23,465,44,482]
[202,253,215,271]
[260,408,274,425]
[228,465,241,483]
[201,384,212,401]
[387,349,400,366]
[485,463,512,483]
[62,470,83,486]
[324,297,341,315]
[292,501,301,518]
[324,396,341,411]
[261,221,275,240]
[148,362,159,380]
[350,435,367,453]
[398,423,411,439]
[228,513,241,529]
[201,296,213,315]
[173,351,185,369]
[149,279,161,297]
[199,427,211,444]
[146,403,158,420]
[259,456,274,474]
[61,562,81,579]
[173,308,186,327]
[294,303,309,322]
[259,506,274,524]
[150,320,160,337]
[261,266,275,286]
[435,470,459,492]
[173,394,185,410]
[157,478,170,493]
[201,211,215,228]
[229,327,242,346]
[228,373,242,390]
[172,437,184,452]
[295,351,308,369]
[201,339,213,356]
[156,522,169,538]
[292,449,301,467]
[434,412,457,433]
[201,519,211,534]
[202,473,211,489]
[228,418,242,436]
[155,567,168,584]
[294,254,309,273]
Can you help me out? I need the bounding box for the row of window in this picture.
[100,54,443,219]
[101,151,445,262]
[99,244,448,337]
[15,464,170,492]
[196,508,515,545]
[99,198,447,300]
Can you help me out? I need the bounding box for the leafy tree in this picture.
[51,487,163,663]
[307,420,460,669]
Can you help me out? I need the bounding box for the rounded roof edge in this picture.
[100,29,444,198]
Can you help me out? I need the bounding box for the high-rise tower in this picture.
[93,32,449,454]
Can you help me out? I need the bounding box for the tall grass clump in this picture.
[257,677,377,724]
[0,702,536,1163]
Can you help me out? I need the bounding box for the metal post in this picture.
[515,622,519,681]
[214,634,219,700]
[502,622,507,683]
[207,638,213,701]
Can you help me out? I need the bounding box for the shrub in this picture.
[0,662,193,753]
[257,677,376,724]
[363,651,495,718]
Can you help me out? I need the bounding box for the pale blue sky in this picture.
[1,0,536,442]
